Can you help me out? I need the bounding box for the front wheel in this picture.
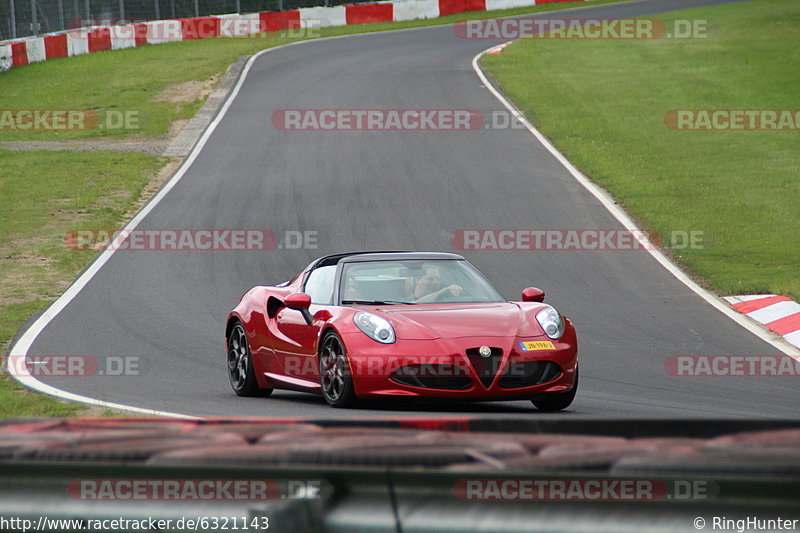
[227,322,272,397]
[319,331,357,408]
[531,366,578,412]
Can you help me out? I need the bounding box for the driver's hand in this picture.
[445,284,462,297]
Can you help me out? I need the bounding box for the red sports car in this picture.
[226,252,578,410]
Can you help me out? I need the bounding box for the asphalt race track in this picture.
[15,0,800,418]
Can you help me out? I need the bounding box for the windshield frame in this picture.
[335,258,505,306]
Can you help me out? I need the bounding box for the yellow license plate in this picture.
[519,340,556,351]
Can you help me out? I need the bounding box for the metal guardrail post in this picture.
[57,0,65,29]
[31,0,37,35]
[9,0,16,39]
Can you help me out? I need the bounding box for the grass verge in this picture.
[482,0,800,300]
[0,0,631,141]
[0,151,166,417]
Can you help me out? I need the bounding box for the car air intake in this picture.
[465,347,503,388]
[499,360,562,389]
[390,365,472,390]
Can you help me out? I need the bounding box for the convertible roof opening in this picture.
[313,251,465,269]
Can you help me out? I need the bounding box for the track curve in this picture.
[13,0,800,419]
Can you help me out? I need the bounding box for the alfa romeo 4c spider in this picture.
[226,252,578,409]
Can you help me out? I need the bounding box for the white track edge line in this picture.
[4,0,737,418]
[4,17,533,417]
[471,46,800,359]
[5,42,300,418]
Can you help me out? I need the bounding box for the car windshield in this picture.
[340,259,504,304]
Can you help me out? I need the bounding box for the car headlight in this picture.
[354,311,396,344]
[536,306,564,340]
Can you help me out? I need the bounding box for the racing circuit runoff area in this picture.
[3,0,800,421]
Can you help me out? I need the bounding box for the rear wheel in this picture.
[227,322,272,397]
[532,366,578,412]
[319,331,356,408]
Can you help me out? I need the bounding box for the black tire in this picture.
[532,366,578,412]
[319,331,357,408]
[227,322,273,397]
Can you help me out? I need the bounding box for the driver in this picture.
[411,266,462,303]
[344,273,363,300]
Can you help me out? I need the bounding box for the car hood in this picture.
[380,302,545,340]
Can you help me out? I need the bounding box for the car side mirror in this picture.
[522,287,545,302]
[285,292,311,310]
[284,292,312,325]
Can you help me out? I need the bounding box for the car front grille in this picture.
[465,347,503,388]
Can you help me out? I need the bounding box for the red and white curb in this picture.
[487,41,511,54]
[0,0,580,72]
[724,295,800,349]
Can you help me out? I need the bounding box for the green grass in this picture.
[0,150,164,418]
[483,0,800,300]
[0,149,164,273]
[0,0,631,141]
[0,0,633,418]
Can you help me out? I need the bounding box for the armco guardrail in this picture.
[0,0,363,42]
[0,0,578,72]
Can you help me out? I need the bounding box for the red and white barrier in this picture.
[486,0,535,10]
[440,0,488,16]
[67,30,90,56]
[725,295,800,349]
[300,6,348,28]
[0,0,577,71]
[346,4,394,25]
[394,0,440,22]
[0,44,11,69]
[25,37,47,63]
[218,14,262,37]
[146,20,183,44]
[43,33,67,58]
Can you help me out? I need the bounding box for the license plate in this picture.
[519,340,556,351]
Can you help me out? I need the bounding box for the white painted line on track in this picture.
[12,0,794,418]
[470,44,800,360]
[5,41,307,418]
[724,294,777,305]
[6,17,534,417]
